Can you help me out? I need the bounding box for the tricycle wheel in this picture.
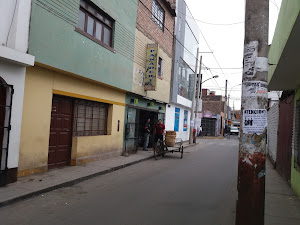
[180,146,183,159]
[154,142,163,160]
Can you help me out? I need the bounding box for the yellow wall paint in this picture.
[132,29,171,103]
[72,104,124,159]
[19,66,126,172]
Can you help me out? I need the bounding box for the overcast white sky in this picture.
[184,0,282,110]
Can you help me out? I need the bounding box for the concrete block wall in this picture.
[267,103,279,165]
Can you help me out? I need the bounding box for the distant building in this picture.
[165,0,200,141]
[201,90,227,136]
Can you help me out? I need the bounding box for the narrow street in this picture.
[0,138,238,225]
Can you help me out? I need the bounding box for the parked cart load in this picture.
[165,131,176,147]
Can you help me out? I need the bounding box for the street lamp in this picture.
[201,75,219,85]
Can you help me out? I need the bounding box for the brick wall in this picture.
[202,95,223,102]
[202,95,225,114]
[136,0,175,57]
[202,100,224,115]
[267,103,279,165]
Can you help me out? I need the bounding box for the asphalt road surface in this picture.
[0,137,239,225]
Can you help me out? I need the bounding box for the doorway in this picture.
[0,77,13,187]
[48,95,73,169]
[125,107,164,153]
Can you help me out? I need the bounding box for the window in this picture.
[77,0,113,47]
[152,0,165,30]
[73,99,108,136]
[158,57,162,78]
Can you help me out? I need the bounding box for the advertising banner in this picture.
[145,43,159,91]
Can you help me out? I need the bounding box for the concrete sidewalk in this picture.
[265,159,300,224]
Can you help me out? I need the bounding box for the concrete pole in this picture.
[189,48,199,144]
[224,80,228,127]
[235,0,269,224]
[195,55,203,113]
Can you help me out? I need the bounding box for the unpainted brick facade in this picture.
[136,0,175,57]
[202,95,225,114]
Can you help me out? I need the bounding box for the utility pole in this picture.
[224,80,228,128]
[189,48,199,144]
[236,0,269,224]
[196,56,203,113]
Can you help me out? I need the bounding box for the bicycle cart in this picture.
[154,138,184,160]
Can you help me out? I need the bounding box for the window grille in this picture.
[152,0,165,30]
[73,99,108,136]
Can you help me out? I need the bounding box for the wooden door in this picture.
[277,94,294,182]
[48,95,73,169]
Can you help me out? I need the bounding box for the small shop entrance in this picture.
[125,107,164,153]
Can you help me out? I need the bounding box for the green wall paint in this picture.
[29,0,137,91]
[268,0,300,83]
[125,93,166,113]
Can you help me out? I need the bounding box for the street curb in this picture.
[0,155,154,208]
[0,143,197,208]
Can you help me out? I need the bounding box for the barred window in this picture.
[73,99,108,136]
[152,0,165,30]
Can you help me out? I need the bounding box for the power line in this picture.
[176,9,244,26]
[270,0,279,11]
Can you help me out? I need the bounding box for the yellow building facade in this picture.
[18,65,126,176]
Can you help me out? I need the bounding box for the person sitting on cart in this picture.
[155,119,165,143]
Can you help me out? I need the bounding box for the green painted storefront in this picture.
[123,93,166,154]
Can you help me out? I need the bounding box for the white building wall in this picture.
[267,103,279,164]
[0,0,32,52]
[165,103,191,142]
[0,62,26,168]
[0,0,34,171]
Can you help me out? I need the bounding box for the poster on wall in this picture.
[144,43,159,91]
[242,81,268,99]
[183,110,188,131]
[174,108,180,132]
[243,109,267,135]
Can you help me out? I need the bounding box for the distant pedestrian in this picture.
[225,125,231,139]
[143,118,151,151]
[155,119,165,143]
[199,125,203,137]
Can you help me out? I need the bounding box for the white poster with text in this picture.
[243,109,267,135]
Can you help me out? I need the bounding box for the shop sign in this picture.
[134,99,138,104]
[203,110,213,118]
[145,43,159,91]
